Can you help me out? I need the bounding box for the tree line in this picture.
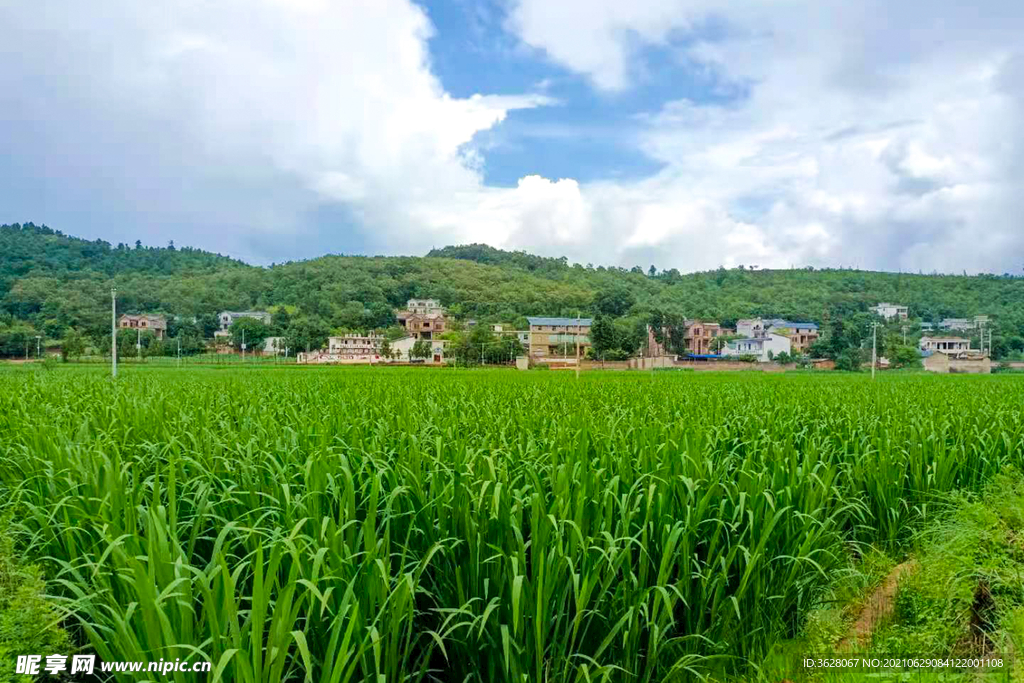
[4,224,1024,362]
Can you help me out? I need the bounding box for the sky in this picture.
[1,0,1023,274]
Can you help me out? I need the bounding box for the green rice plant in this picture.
[0,366,1022,681]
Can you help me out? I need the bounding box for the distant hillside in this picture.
[3,225,1024,346]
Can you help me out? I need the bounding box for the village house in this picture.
[396,299,447,339]
[263,337,286,355]
[871,303,909,320]
[919,336,973,354]
[765,319,819,351]
[391,336,448,364]
[216,311,272,337]
[298,334,385,364]
[684,320,723,355]
[328,334,385,355]
[734,317,818,352]
[404,298,445,315]
[721,333,792,363]
[736,319,766,337]
[527,317,592,359]
[118,314,167,340]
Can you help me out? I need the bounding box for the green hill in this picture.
[3,223,1024,356]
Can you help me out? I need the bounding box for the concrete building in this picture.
[527,317,592,360]
[118,314,167,340]
[919,336,972,353]
[734,318,818,352]
[404,299,445,315]
[328,334,384,356]
[297,334,385,364]
[721,333,791,363]
[736,319,766,337]
[391,336,447,363]
[871,303,909,320]
[218,311,271,332]
[684,320,723,355]
[397,312,446,339]
[396,299,447,340]
[263,337,286,355]
[766,320,819,351]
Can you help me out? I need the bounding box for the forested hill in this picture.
[4,223,1024,345]
[1,222,245,279]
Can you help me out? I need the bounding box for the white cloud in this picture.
[0,0,552,262]
[499,0,1024,273]
[2,0,1023,274]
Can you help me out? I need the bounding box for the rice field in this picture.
[1,365,1023,681]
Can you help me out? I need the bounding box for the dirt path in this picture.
[838,559,919,651]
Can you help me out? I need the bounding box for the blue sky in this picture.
[418,0,729,187]
[1,0,1023,274]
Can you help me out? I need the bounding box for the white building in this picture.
[263,337,286,354]
[328,334,384,355]
[404,299,445,315]
[218,310,272,331]
[871,303,909,320]
[297,334,386,364]
[919,336,972,353]
[736,319,766,337]
[721,333,791,362]
[390,336,448,363]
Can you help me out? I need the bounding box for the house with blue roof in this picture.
[765,319,820,352]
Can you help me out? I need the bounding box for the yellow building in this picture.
[527,316,592,360]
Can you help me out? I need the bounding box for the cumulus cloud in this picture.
[2,0,1023,274]
[0,0,551,262]
[505,0,1024,273]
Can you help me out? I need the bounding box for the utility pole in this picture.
[137,328,142,362]
[35,335,41,359]
[871,322,880,380]
[902,325,907,345]
[111,288,117,378]
[241,328,246,363]
[177,337,181,367]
